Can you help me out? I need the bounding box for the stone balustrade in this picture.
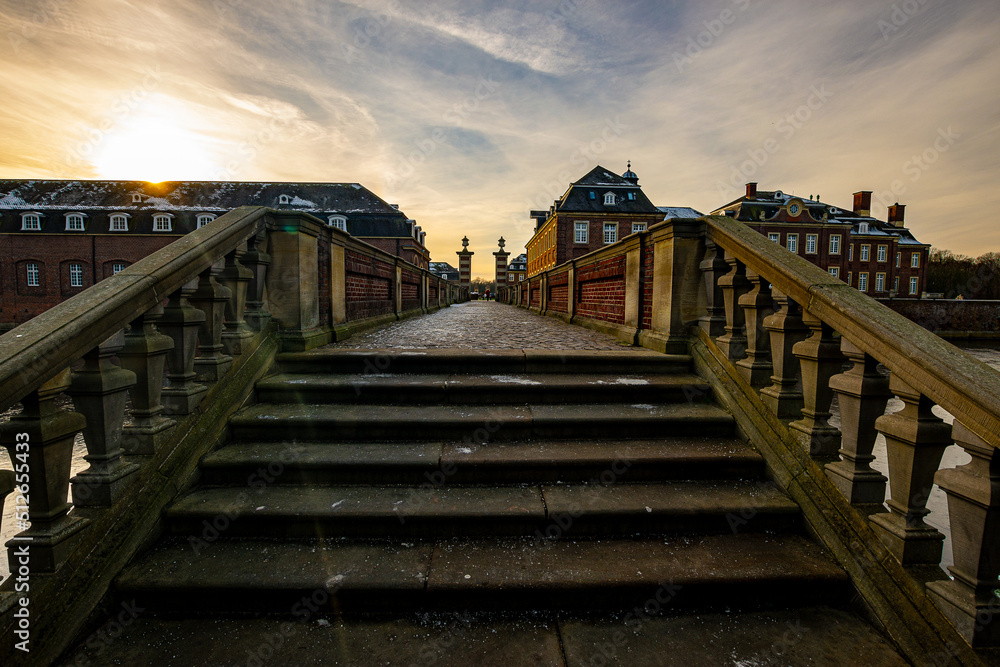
[500,214,1000,655]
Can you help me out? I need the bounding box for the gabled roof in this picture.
[550,165,661,215]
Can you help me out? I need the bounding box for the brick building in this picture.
[0,180,430,328]
[711,184,929,297]
[525,164,699,276]
[507,254,527,284]
[429,262,460,282]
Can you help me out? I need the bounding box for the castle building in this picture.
[506,253,527,284]
[711,184,929,297]
[0,180,430,328]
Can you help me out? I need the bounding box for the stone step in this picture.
[199,438,767,485]
[164,481,799,538]
[62,607,909,666]
[227,403,735,442]
[256,372,712,405]
[276,349,693,375]
[115,533,848,614]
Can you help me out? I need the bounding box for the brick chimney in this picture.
[746,182,757,201]
[887,203,906,227]
[853,191,872,217]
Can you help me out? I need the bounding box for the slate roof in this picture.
[551,165,661,215]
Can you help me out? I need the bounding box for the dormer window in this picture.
[65,212,86,231]
[21,213,42,230]
[278,194,290,205]
[196,214,216,228]
[109,213,130,232]
[627,192,635,201]
[603,193,616,205]
[132,194,143,203]
[589,191,596,200]
[858,222,869,234]
[153,213,174,232]
[328,215,347,231]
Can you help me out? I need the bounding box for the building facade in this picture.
[711,184,929,298]
[507,253,527,284]
[0,180,431,328]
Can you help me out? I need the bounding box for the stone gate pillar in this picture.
[457,236,474,290]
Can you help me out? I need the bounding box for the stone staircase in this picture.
[71,349,907,664]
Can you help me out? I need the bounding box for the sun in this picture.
[92,115,219,183]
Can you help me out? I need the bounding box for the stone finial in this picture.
[498,237,505,250]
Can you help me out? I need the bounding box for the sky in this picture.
[1,0,998,279]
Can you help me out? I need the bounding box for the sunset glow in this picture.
[91,116,218,183]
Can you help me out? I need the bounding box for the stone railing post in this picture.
[242,232,272,332]
[267,213,326,350]
[927,422,1000,646]
[789,310,845,459]
[624,245,642,335]
[68,331,140,507]
[699,239,727,337]
[644,219,704,354]
[715,252,750,362]
[760,291,809,418]
[735,269,774,387]
[218,248,255,356]
[0,370,89,572]
[119,305,175,455]
[190,263,234,382]
[329,231,347,327]
[870,376,951,564]
[825,339,891,508]
[159,279,208,415]
[566,262,576,320]
[540,272,549,313]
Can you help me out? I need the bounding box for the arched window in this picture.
[21,213,42,230]
[153,214,173,232]
[65,212,86,231]
[328,215,347,231]
[278,194,290,205]
[603,192,616,205]
[110,213,130,231]
[196,214,216,228]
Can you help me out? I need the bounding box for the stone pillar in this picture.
[1,370,89,572]
[644,219,704,354]
[494,236,510,289]
[394,262,403,317]
[735,270,774,387]
[119,305,175,455]
[68,331,140,507]
[159,279,208,416]
[699,239,727,337]
[870,376,951,565]
[218,248,255,356]
[927,422,1000,646]
[825,339,891,508]
[760,291,809,418]
[267,212,325,350]
[457,236,474,289]
[190,263,234,382]
[243,232,272,332]
[624,245,642,333]
[715,252,751,363]
[566,263,576,319]
[789,311,845,459]
[329,232,347,326]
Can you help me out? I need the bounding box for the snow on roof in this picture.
[658,206,703,218]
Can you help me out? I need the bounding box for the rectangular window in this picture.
[632,222,646,233]
[589,191,595,200]
[896,252,901,268]
[877,245,887,262]
[858,272,869,292]
[768,232,780,244]
[786,234,798,254]
[26,263,39,287]
[518,274,524,282]
[805,234,817,254]
[847,272,852,286]
[829,234,841,254]
[875,272,885,292]
[828,267,839,278]
[113,263,126,274]
[574,221,589,244]
[849,244,854,261]
[69,263,83,287]
[911,253,920,268]
[910,277,919,294]
[860,245,870,261]
[603,223,617,244]
[894,276,899,293]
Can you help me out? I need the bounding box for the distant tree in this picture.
[471,278,497,294]
[927,247,1000,299]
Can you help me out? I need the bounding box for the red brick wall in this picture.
[401,269,421,312]
[345,250,395,321]
[575,255,626,324]
[547,272,569,314]
[317,237,330,326]
[642,245,654,330]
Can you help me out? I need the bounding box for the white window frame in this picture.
[768,232,780,244]
[860,244,870,262]
[69,263,83,287]
[574,221,589,244]
[847,272,852,286]
[875,272,885,292]
[632,222,647,233]
[65,212,86,231]
[896,252,901,268]
[911,253,920,268]
[26,262,40,287]
[153,214,173,232]
[877,245,887,262]
[858,272,869,292]
[603,192,616,205]
[829,234,841,254]
[909,277,919,294]
[131,194,143,203]
[109,213,130,232]
[858,222,870,234]
[786,233,798,254]
[21,213,41,230]
[603,222,617,244]
[197,214,216,228]
[112,263,126,275]
[805,234,818,254]
[849,244,854,261]
[828,267,840,278]
[328,215,347,231]
[279,194,290,205]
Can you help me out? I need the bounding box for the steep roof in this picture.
[552,165,661,215]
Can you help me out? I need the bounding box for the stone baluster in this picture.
[735,269,774,387]
[218,247,255,356]
[699,240,728,337]
[760,291,809,418]
[119,304,175,455]
[68,331,140,507]
[824,339,891,509]
[0,369,89,572]
[190,263,234,382]
[927,422,1000,646]
[242,232,272,332]
[789,311,845,459]
[869,376,951,564]
[716,253,751,362]
[159,280,208,415]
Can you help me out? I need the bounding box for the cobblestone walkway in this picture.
[327,301,631,350]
